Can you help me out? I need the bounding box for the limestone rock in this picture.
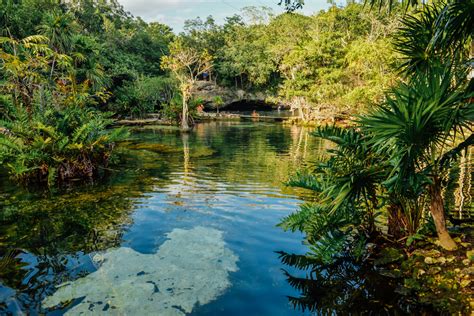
[42,226,239,315]
[192,81,271,110]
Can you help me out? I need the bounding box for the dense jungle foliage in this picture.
[0,0,404,184]
[278,0,473,313]
[0,0,472,312]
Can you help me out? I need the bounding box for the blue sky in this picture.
[118,0,332,33]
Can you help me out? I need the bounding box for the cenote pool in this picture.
[0,121,319,315]
[0,122,471,315]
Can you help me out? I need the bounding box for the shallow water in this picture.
[0,121,325,315]
[0,121,471,315]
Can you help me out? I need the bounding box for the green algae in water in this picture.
[42,226,238,315]
[127,143,182,154]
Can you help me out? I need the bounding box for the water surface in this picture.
[0,122,322,315]
[1,121,471,315]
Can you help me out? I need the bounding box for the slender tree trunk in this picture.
[387,203,407,240]
[181,90,190,132]
[429,177,457,250]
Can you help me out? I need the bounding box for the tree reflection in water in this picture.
[0,146,169,313]
[278,251,436,315]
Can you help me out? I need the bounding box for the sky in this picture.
[117,0,332,33]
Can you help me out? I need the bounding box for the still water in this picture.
[0,121,471,315]
[0,122,323,315]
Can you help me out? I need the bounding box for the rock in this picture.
[461,267,474,275]
[413,249,441,258]
[437,257,446,265]
[192,81,273,110]
[43,226,239,315]
[374,247,404,265]
[416,269,426,278]
[427,267,442,275]
[460,279,471,288]
[424,257,436,264]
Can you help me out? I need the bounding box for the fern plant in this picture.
[0,103,128,185]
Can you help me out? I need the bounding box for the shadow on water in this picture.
[277,251,439,315]
[277,148,473,316]
[1,121,469,314]
[0,122,322,314]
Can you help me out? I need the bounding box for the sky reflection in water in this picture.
[0,122,320,315]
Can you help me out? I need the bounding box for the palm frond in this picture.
[286,171,323,191]
[277,251,319,270]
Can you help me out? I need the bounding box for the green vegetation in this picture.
[279,0,473,313]
[178,4,400,121]
[0,104,127,185]
[0,1,401,182]
[0,0,472,313]
[0,28,128,185]
[0,0,175,184]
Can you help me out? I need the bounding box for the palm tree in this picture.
[280,126,387,263]
[364,0,473,250]
[37,10,76,53]
[281,0,473,249]
[361,66,473,250]
[37,11,77,79]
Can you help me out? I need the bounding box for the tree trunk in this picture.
[387,203,408,240]
[429,178,457,250]
[469,41,474,80]
[181,90,190,132]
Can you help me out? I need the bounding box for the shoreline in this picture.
[114,112,353,128]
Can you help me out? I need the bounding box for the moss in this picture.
[190,147,216,158]
[378,228,474,314]
[374,247,405,265]
[128,143,181,154]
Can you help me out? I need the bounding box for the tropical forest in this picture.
[0,0,473,314]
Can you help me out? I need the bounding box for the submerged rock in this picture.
[128,143,181,154]
[374,247,404,266]
[190,147,216,158]
[42,226,238,315]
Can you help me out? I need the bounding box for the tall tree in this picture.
[161,39,212,131]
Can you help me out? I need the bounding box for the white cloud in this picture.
[117,0,330,32]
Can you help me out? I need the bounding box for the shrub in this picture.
[110,76,177,118]
[0,104,128,186]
